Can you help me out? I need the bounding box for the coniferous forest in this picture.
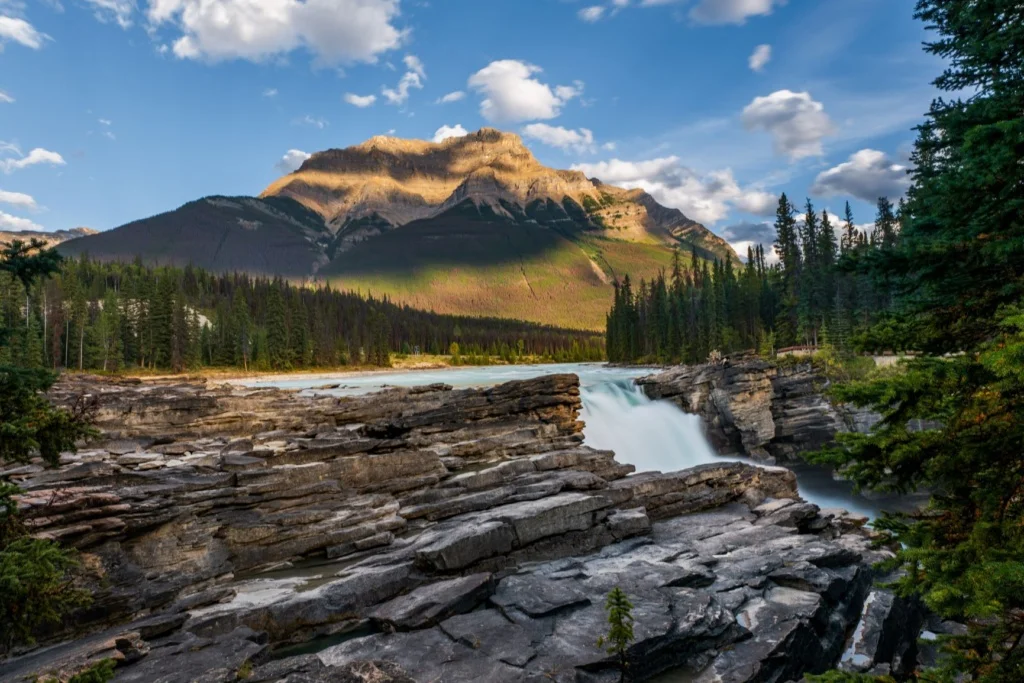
[605,195,904,364]
[0,256,604,373]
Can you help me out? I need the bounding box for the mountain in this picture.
[1,227,97,249]
[61,128,738,330]
[60,196,330,276]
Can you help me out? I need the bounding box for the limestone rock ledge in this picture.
[0,373,914,683]
[637,358,879,461]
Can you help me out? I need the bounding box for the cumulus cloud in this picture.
[0,15,47,49]
[468,60,583,123]
[741,89,834,160]
[146,0,405,65]
[344,92,377,107]
[690,0,784,25]
[83,0,134,28]
[522,124,595,153]
[436,90,465,104]
[0,147,66,174]
[719,221,781,263]
[0,189,36,209]
[0,210,44,231]
[578,6,605,22]
[572,156,777,225]
[432,124,468,143]
[382,54,425,105]
[0,90,13,103]
[811,149,911,202]
[748,44,771,72]
[275,148,311,173]
[263,87,278,98]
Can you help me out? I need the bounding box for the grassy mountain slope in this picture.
[59,129,738,330]
[60,196,330,276]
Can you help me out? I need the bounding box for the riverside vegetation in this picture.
[0,256,604,375]
[610,1,1024,680]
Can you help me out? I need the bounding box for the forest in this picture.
[605,195,902,364]
[0,256,605,373]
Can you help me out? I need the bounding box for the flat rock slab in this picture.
[370,573,495,630]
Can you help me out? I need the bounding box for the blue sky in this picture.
[1,0,940,255]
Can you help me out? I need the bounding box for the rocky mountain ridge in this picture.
[0,227,97,249]
[58,129,738,329]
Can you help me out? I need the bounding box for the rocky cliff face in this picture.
[637,358,879,462]
[2,373,916,683]
[262,128,736,262]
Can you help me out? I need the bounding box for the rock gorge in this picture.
[638,358,880,462]
[1,370,924,682]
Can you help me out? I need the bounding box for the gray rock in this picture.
[370,573,494,630]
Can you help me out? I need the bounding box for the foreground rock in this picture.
[0,373,919,682]
[638,358,878,461]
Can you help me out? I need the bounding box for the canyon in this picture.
[0,365,930,682]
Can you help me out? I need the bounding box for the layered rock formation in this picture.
[261,128,735,262]
[638,358,878,461]
[2,373,916,682]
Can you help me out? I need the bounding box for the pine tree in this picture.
[1,242,94,655]
[811,2,1024,680]
[265,284,289,370]
[597,587,635,682]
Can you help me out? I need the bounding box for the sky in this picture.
[0,0,942,257]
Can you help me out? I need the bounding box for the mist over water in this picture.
[581,379,728,471]
[242,363,900,520]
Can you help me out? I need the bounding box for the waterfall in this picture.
[580,379,737,473]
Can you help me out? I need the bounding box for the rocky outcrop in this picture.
[637,358,877,461]
[1,373,918,683]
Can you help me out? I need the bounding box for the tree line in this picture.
[605,194,904,364]
[0,256,604,373]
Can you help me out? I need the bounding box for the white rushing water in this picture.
[241,363,896,520]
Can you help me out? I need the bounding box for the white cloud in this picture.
[0,210,44,231]
[811,149,911,202]
[602,141,617,151]
[344,92,377,107]
[98,118,112,126]
[432,124,468,143]
[522,123,595,153]
[436,90,465,104]
[0,189,36,209]
[733,189,777,215]
[741,89,834,160]
[263,87,278,98]
[403,53,425,78]
[748,44,771,72]
[0,15,47,49]
[578,5,605,22]
[147,0,405,65]
[382,54,425,105]
[293,114,328,128]
[382,71,422,105]
[0,147,66,174]
[468,60,583,123]
[275,149,311,173]
[0,90,13,103]
[572,156,777,225]
[690,0,785,25]
[83,0,134,28]
[103,130,116,140]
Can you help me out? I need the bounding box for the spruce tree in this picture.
[811,2,1024,680]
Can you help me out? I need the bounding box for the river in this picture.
[243,362,901,521]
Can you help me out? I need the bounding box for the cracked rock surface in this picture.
[0,373,918,683]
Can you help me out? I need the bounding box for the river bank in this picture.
[1,368,929,682]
